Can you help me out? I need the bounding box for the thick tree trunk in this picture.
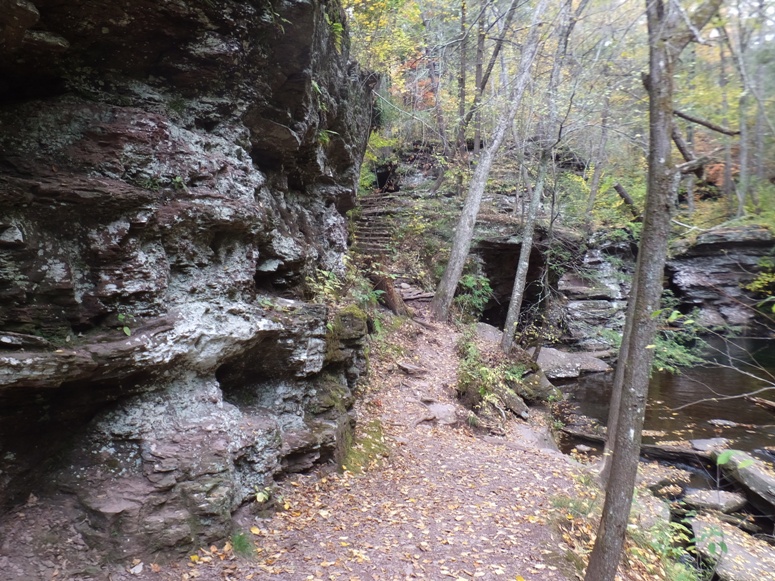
[431,0,548,322]
[585,2,722,579]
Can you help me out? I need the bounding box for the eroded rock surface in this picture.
[668,226,774,330]
[0,0,372,568]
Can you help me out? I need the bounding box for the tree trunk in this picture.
[421,11,451,158]
[613,183,640,219]
[500,158,546,351]
[431,0,549,322]
[499,0,587,352]
[473,2,485,157]
[585,2,722,579]
[585,93,610,224]
[370,275,410,316]
[719,38,736,214]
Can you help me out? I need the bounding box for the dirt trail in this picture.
[137,315,581,581]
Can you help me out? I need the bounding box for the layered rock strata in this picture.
[0,0,372,565]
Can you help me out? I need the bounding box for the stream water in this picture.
[562,337,775,458]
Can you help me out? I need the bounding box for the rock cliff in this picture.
[0,0,372,570]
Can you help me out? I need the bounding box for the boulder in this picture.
[631,491,671,530]
[712,450,775,515]
[683,489,747,513]
[692,516,775,581]
[533,347,611,379]
[691,438,730,452]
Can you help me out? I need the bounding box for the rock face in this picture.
[0,0,372,566]
[667,226,774,330]
[557,231,636,351]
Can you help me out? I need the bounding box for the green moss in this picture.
[307,373,352,414]
[341,419,388,474]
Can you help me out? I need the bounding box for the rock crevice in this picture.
[0,0,371,567]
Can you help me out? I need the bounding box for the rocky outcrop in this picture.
[0,0,372,567]
[555,225,773,351]
[532,347,611,379]
[667,226,774,330]
[713,450,775,515]
[692,516,775,581]
[557,230,636,350]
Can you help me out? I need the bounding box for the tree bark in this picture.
[500,0,588,351]
[585,93,610,223]
[500,158,546,351]
[718,37,736,214]
[473,1,485,157]
[431,0,549,322]
[613,183,640,219]
[585,2,722,579]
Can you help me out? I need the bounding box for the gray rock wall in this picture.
[0,0,371,564]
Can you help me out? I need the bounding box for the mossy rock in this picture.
[307,372,354,414]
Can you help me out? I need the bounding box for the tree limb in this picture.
[673,109,740,136]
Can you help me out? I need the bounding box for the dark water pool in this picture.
[563,338,775,455]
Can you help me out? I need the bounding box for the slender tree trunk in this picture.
[501,157,547,351]
[738,90,750,214]
[421,11,451,158]
[585,93,611,223]
[685,45,696,216]
[473,3,485,157]
[431,0,549,322]
[455,0,468,197]
[754,54,765,183]
[500,0,588,351]
[585,2,722,579]
[753,0,766,186]
[719,39,735,214]
[457,0,467,150]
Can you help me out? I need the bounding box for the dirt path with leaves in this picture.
[139,314,582,581]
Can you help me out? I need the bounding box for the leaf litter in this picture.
[130,312,583,580]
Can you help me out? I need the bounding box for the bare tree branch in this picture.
[672,109,740,135]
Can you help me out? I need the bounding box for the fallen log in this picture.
[561,427,714,469]
[746,395,775,415]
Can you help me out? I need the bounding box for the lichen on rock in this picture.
[0,0,373,569]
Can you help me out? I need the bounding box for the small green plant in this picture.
[168,96,186,115]
[171,175,186,190]
[716,449,754,470]
[324,13,344,52]
[117,312,134,336]
[253,485,272,504]
[311,79,328,112]
[257,297,274,309]
[744,255,775,314]
[306,268,343,304]
[262,5,290,33]
[138,176,161,191]
[453,273,493,323]
[230,531,254,557]
[318,129,338,145]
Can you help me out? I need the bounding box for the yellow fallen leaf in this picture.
[189,555,199,563]
[250,526,261,535]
